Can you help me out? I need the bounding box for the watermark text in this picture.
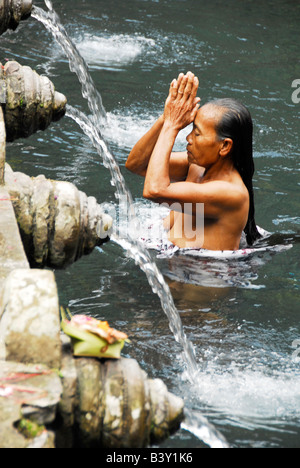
[291,79,300,104]
[100,196,204,247]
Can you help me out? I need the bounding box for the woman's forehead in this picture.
[195,104,224,129]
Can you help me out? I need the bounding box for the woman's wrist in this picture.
[162,119,181,134]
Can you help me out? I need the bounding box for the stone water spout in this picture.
[0,0,32,35]
[4,163,112,268]
[60,338,184,448]
[0,58,108,268]
[0,60,66,141]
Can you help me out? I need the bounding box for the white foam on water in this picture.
[102,110,191,153]
[103,111,161,151]
[184,360,300,429]
[75,33,156,69]
[44,21,213,72]
[72,26,213,71]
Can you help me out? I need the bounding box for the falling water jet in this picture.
[65,104,199,379]
[181,409,230,449]
[31,3,107,127]
[65,105,133,208]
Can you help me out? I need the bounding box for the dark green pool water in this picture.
[1,0,299,448]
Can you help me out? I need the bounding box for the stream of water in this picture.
[64,101,202,378]
[40,0,107,127]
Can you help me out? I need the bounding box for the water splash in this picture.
[75,33,155,70]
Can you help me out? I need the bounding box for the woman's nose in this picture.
[186,132,192,144]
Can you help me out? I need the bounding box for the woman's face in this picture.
[186,104,224,168]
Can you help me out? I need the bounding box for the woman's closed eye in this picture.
[193,124,201,136]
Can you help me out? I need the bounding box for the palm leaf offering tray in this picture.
[61,308,129,359]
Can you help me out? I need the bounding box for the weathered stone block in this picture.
[0,269,62,368]
[56,334,78,448]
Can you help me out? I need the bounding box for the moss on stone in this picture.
[17,419,45,439]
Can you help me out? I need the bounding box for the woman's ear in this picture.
[219,138,233,158]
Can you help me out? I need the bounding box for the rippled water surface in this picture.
[1,0,299,448]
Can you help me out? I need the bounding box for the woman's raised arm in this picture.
[125,73,198,181]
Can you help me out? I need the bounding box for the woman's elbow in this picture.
[143,185,160,201]
[125,157,133,172]
[143,188,151,200]
[125,156,145,176]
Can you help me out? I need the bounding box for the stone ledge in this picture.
[0,269,62,369]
